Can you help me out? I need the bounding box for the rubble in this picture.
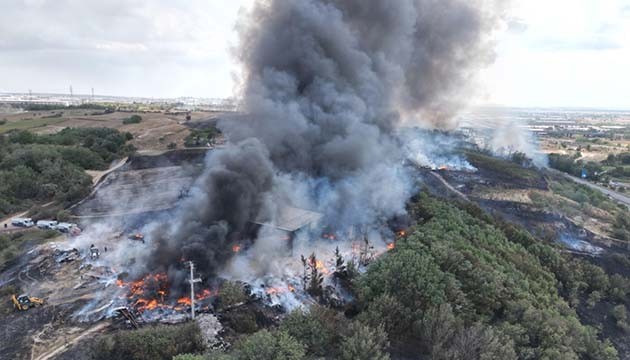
[196,313,224,349]
[54,248,80,263]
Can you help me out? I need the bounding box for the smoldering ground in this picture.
[144,0,509,283]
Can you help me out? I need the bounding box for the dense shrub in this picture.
[356,193,618,359]
[0,127,133,216]
[123,114,143,124]
[184,127,221,148]
[91,323,204,360]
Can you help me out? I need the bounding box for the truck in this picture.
[12,294,45,311]
[36,220,58,229]
[11,218,34,228]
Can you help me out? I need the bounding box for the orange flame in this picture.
[266,285,296,295]
[177,297,192,306]
[196,288,213,300]
[232,244,242,253]
[387,243,395,250]
[315,260,330,275]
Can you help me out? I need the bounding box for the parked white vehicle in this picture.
[11,218,34,227]
[56,223,76,233]
[37,220,59,229]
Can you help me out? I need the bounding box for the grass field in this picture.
[0,109,203,151]
[0,117,67,133]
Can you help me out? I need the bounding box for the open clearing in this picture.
[0,109,224,152]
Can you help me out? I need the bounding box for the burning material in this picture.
[54,248,80,263]
[115,272,215,317]
[128,233,145,243]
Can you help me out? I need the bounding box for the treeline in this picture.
[548,153,604,180]
[16,103,115,112]
[0,128,134,216]
[605,153,630,166]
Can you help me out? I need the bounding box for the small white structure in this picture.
[11,218,34,227]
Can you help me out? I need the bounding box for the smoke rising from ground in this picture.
[148,0,508,280]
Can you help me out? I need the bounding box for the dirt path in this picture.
[31,322,110,360]
[69,157,129,212]
[430,171,469,200]
[1,201,57,233]
[86,156,128,185]
[0,210,30,232]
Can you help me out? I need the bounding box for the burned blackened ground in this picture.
[72,149,206,218]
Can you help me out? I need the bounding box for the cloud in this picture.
[507,18,528,33]
[0,0,251,97]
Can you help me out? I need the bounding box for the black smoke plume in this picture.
[148,0,507,279]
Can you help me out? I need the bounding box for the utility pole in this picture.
[187,261,202,319]
[69,85,73,98]
[91,87,94,102]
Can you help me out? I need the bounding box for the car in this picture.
[11,218,34,228]
[36,220,58,229]
[56,222,75,233]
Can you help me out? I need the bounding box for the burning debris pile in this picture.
[114,273,214,316]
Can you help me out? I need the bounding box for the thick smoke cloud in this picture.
[149,0,507,279]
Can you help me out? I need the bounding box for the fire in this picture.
[116,272,216,314]
[438,165,449,171]
[232,244,242,253]
[397,230,406,237]
[265,285,296,295]
[322,233,337,240]
[177,297,192,306]
[196,288,213,300]
[387,243,395,250]
[315,260,330,275]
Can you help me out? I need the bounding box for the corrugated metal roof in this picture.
[253,206,323,232]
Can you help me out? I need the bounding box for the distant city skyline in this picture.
[1,0,629,109]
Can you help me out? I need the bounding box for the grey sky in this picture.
[1,0,629,108]
[0,0,248,98]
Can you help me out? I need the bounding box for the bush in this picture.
[339,323,389,360]
[123,114,143,124]
[612,305,630,333]
[217,281,247,310]
[184,127,221,148]
[280,306,344,357]
[172,354,205,360]
[91,323,205,360]
[224,310,258,334]
[232,330,305,360]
